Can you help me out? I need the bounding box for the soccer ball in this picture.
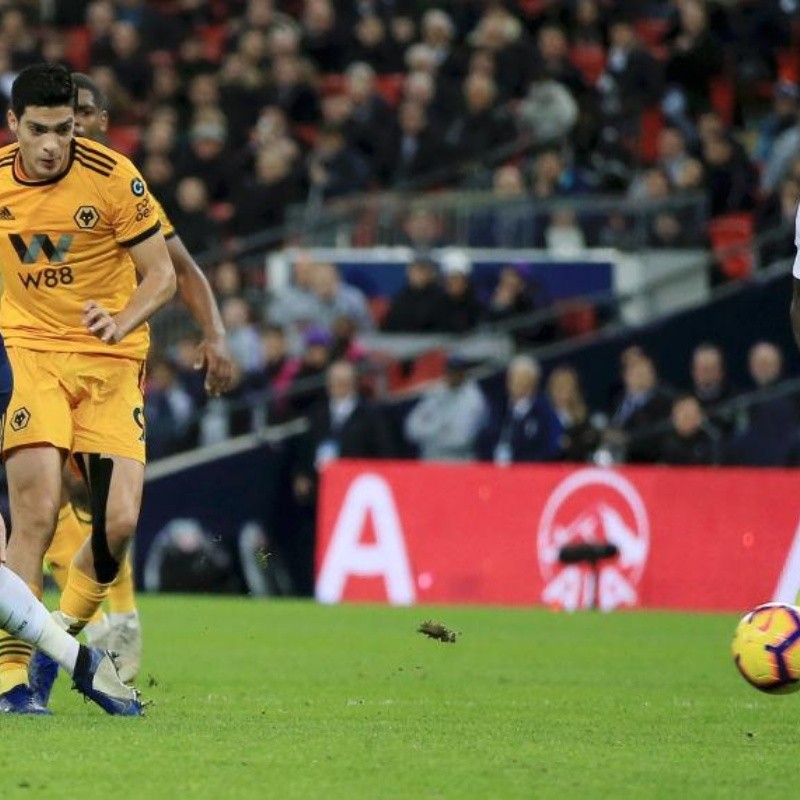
[732,602,800,694]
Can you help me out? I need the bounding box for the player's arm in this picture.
[791,206,800,353]
[791,279,800,354]
[84,231,176,344]
[168,234,233,396]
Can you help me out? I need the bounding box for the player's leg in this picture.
[106,552,141,682]
[0,445,63,694]
[60,454,144,632]
[44,355,147,691]
[44,501,110,645]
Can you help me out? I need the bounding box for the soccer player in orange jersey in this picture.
[33,72,233,686]
[0,63,176,713]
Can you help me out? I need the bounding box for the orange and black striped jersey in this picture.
[0,136,163,360]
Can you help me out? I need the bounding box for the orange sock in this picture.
[46,505,105,625]
[0,582,41,692]
[107,555,137,615]
[60,563,110,635]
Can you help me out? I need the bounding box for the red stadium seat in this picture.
[385,350,447,393]
[375,74,404,108]
[557,301,597,338]
[368,296,390,327]
[570,44,607,87]
[197,25,227,63]
[107,126,141,157]
[292,125,318,147]
[708,212,755,280]
[320,74,346,97]
[65,26,91,72]
[637,107,664,164]
[518,0,552,18]
[634,18,669,50]
[778,48,799,83]
[709,76,735,126]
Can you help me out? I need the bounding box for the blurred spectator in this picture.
[663,0,723,121]
[404,355,487,461]
[701,133,757,217]
[545,209,587,255]
[106,21,152,105]
[546,365,602,462]
[175,115,239,203]
[389,101,446,187]
[211,261,245,304]
[329,316,368,364]
[309,261,374,333]
[420,9,463,85]
[240,324,297,423]
[571,0,607,47]
[468,5,532,99]
[294,359,393,499]
[725,342,799,467]
[606,352,673,463]
[656,126,691,186]
[468,164,535,247]
[629,168,699,248]
[349,14,403,74]
[597,17,662,132]
[530,148,584,199]
[659,395,719,466]
[755,82,800,166]
[726,0,791,87]
[381,255,448,333]
[307,124,369,201]
[221,297,262,373]
[87,0,116,64]
[439,249,483,333]
[265,55,320,124]
[478,355,563,464]
[341,62,395,180]
[145,358,197,460]
[444,73,516,165]
[532,24,587,99]
[284,327,332,419]
[485,264,556,346]
[169,177,222,256]
[268,253,320,345]
[399,209,446,249]
[301,0,348,72]
[690,342,737,432]
[230,147,303,238]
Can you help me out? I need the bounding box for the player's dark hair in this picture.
[10,63,75,118]
[71,72,108,112]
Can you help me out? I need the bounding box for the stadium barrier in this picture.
[316,460,800,612]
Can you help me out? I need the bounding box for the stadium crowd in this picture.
[3,0,797,253]
[1,1,800,465]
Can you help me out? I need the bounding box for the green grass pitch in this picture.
[0,597,795,799]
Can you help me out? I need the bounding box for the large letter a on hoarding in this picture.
[316,474,415,605]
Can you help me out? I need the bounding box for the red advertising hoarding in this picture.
[315,461,800,612]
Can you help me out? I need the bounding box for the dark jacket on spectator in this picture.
[659,427,719,465]
[382,284,449,333]
[441,287,483,333]
[297,397,394,477]
[724,396,799,467]
[478,393,563,463]
[611,388,674,463]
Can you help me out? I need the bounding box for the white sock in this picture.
[0,566,79,674]
[108,611,138,627]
